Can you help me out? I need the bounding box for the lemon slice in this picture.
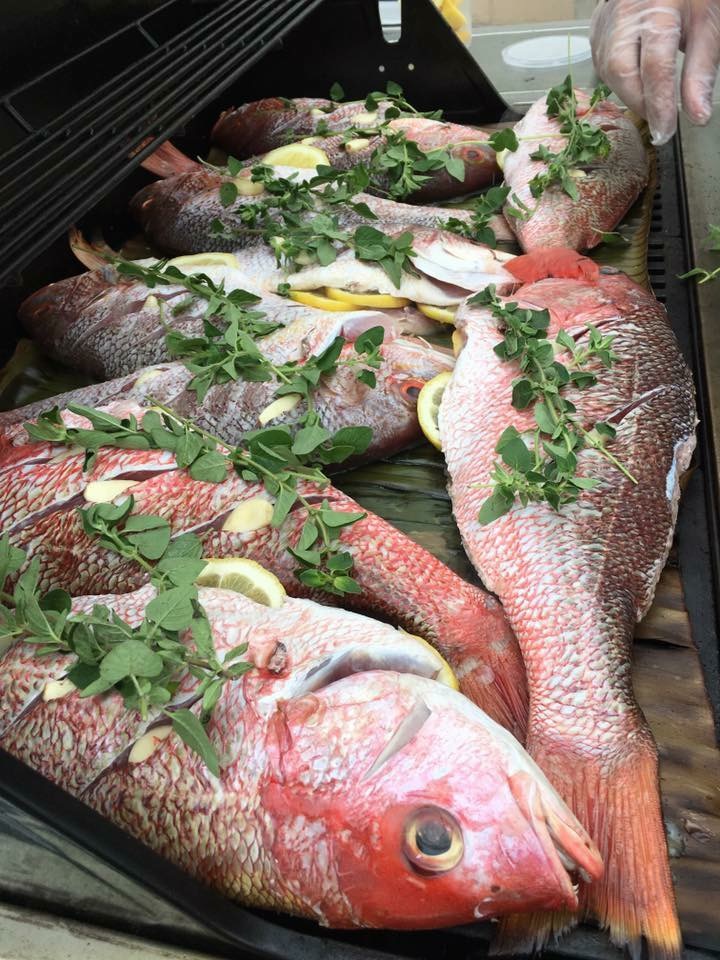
[495,148,508,171]
[289,290,356,312]
[166,253,239,272]
[418,303,456,325]
[325,287,409,308]
[451,330,464,357]
[196,558,286,608]
[417,371,452,450]
[262,143,329,169]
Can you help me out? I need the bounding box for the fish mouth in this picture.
[509,771,603,910]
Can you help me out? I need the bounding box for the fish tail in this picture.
[492,731,682,960]
[140,140,199,178]
[68,227,109,271]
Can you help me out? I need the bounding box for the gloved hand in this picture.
[590,0,720,146]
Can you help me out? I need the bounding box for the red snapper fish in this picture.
[130,142,514,256]
[439,262,694,957]
[211,97,500,202]
[1,402,527,738]
[502,91,648,252]
[0,582,602,928]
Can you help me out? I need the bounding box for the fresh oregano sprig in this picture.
[680,223,720,284]
[525,76,612,205]
[0,509,253,775]
[469,286,636,525]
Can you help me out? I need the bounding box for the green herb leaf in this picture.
[170,709,220,777]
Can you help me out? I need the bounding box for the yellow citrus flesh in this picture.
[399,629,459,691]
[166,253,239,271]
[289,290,356,312]
[262,143,329,169]
[196,558,286,608]
[417,303,456,325]
[451,330,464,356]
[417,371,452,450]
[325,287,409,308]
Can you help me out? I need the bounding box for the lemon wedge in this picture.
[289,290,356,311]
[262,143,329,169]
[196,558,286,608]
[166,253,239,272]
[451,330,464,357]
[418,303,456,325]
[417,371,452,450]
[325,287,409,308]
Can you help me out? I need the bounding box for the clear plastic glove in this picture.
[590,0,720,146]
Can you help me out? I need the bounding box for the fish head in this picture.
[379,335,455,407]
[261,671,602,929]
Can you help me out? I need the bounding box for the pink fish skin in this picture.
[0,583,600,928]
[439,271,694,958]
[1,403,527,738]
[503,92,648,252]
[131,141,513,256]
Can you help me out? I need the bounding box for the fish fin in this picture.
[493,734,682,960]
[505,248,600,284]
[140,140,199,178]
[68,227,108,271]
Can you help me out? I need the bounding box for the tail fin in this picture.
[139,140,199,178]
[492,734,682,960]
[68,227,110,271]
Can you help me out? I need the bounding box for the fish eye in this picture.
[403,806,464,875]
[400,378,425,401]
[465,149,479,160]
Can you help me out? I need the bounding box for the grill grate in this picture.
[0,0,323,287]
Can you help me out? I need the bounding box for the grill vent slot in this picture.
[0,0,323,287]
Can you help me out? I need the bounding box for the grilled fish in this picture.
[0,582,601,928]
[439,268,694,958]
[502,92,648,251]
[131,142,513,255]
[1,400,526,736]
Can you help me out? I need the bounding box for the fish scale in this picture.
[439,270,695,959]
[0,584,599,927]
[1,402,528,737]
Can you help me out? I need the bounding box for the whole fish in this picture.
[131,142,514,256]
[210,97,385,157]
[502,91,648,251]
[439,265,694,958]
[0,325,454,463]
[19,233,512,380]
[0,583,601,928]
[18,252,428,380]
[1,401,527,737]
[211,98,499,202]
